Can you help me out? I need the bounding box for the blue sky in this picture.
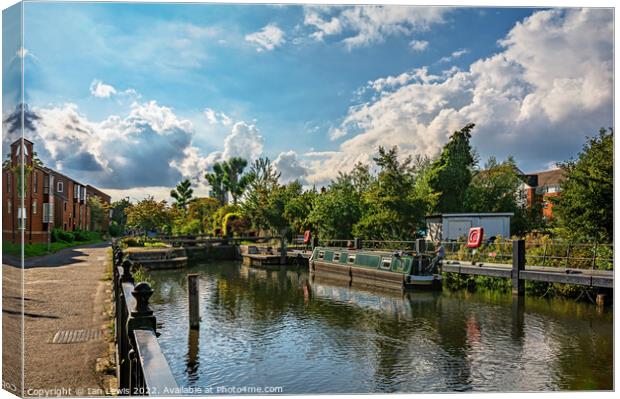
[2,3,613,201]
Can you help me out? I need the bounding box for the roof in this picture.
[426,213,514,219]
[532,168,565,186]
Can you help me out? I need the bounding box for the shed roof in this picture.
[426,213,514,219]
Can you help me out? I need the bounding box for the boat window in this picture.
[318,251,325,259]
[348,254,356,263]
[381,257,392,270]
[333,252,341,262]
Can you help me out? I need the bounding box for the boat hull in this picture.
[311,260,441,291]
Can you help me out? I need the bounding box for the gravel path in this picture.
[3,243,113,396]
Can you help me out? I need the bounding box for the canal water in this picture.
[149,261,612,393]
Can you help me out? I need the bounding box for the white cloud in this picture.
[89,79,117,98]
[409,39,429,51]
[274,150,308,184]
[222,122,264,161]
[439,48,469,63]
[245,24,286,52]
[303,5,447,49]
[128,100,193,133]
[306,8,612,185]
[204,108,233,126]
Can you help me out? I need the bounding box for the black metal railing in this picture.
[112,241,178,396]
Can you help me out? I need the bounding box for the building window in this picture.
[33,172,38,193]
[32,201,37,214]
[18,207,26,230]
[57,181,64,193]
[64,201,67,212]
[6,172,11,193]
[8,201,12,214]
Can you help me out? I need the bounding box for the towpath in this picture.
[2,242,114,396]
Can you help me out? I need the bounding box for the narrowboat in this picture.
[309,247,442,290]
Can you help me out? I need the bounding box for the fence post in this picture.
[126,282,157,394]
[354,238,362,250]
[188,274,200,329]
[415,238,426,254]
[512,239,525,297]
[118,259,134,392]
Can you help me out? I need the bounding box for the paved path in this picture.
[2,243,113,396]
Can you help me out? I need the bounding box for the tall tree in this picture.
[353,146,428,240]
[243,158,281,232]
[88,196,106,232]
[205,162,227,204]
[428,123,476,213]
[222,157,253,205]
[553,128,613,241]
[308,175,363,240]
[170,179,193,210]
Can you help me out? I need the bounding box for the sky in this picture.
[1,2,614,202]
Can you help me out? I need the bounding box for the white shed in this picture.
[425,213,513,242]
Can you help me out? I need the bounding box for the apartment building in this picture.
[2,138,110,244]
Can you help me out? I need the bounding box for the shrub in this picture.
[52,228,74,243]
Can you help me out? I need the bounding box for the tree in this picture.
[465,156,532,236]
[353,146,428,240]
[187,197,220,234]
[428,123,476,213]
[205,163,227,204]
[125,196,173,236]
[170,179,193,210]
[88,196,106,232]
[109,197,131,236]
[222,157,253,205]
[242,157,281,232]
[308,176,363,240]
[553,128,613,242]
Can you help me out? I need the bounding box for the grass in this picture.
[2,233,104,258]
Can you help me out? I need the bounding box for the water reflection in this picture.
[149,261,612,393]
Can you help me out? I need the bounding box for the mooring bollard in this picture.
[512,239,525,296]
[188,274,200,329]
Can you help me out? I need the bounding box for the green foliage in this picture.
[125,196,174,235]
[353,146,429,240]
[308,176,363,240]
[205,162,227,204]
[242,157,281,232]
[109,197,131,231]
[553,128,613,242]
[428,123,476,213]
[170,179,193,210]
[132,266,155,287]
[52,227,74,243]
[465,156,534,235]
[88,196,107,232]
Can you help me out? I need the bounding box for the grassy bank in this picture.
[3,233,104,258]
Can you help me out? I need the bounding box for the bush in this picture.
[121,237,143,247]
[108,221,123,237]
[52,228,74,243]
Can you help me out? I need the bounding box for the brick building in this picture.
[2,138,110,244]
[518,169,565,219]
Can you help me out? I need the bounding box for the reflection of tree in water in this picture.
[147,262,613,392]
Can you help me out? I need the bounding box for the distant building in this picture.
[518,169,565,219]
[2,138,110,244]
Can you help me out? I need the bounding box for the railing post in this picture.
[127,282,156,395]
[512,239,525,297]
[354,238,363,250]
[118,259,134,393]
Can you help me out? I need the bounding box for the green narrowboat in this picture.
[309,247,442,290]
